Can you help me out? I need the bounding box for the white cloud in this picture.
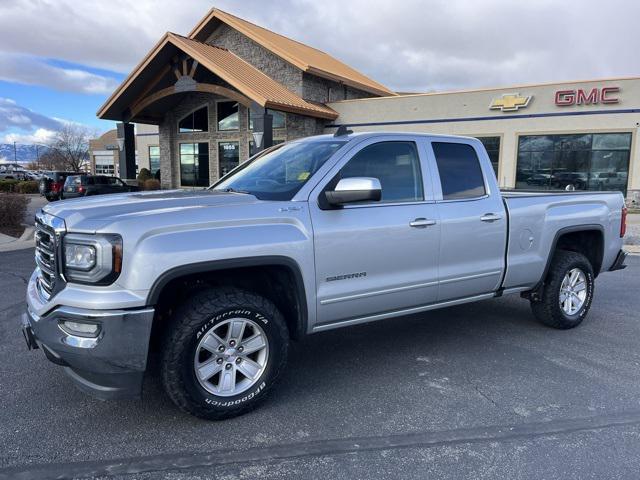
[0,97,63,132]
[3,128,57,144]
[0,53,120,95]
[0,0,638,92]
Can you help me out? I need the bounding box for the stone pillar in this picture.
[249,103,273,155]
[116,123,136,182]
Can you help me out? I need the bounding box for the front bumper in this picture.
[22,304,154,400]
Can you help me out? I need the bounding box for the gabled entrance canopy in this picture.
[97,32,339,124]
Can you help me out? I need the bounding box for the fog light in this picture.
[59,320,100,337]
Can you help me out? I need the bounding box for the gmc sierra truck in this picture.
[21,132,628,420]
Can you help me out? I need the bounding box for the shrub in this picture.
[143,179,161,191]
[137,168,152,188]
[0,180,19,192]
[16,181,39,194]
[0,193,28,233]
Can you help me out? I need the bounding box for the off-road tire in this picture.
[160,287,289,420]
[531,250,594,329]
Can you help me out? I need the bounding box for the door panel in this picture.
[436,197,506,300]
[312,203,440,324]
[428,140,507,301]
[309,138,440,325]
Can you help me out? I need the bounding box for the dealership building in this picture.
[96,7,640,206]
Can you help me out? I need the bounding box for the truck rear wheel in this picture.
[530,250,594,329]
[160,287,289,420]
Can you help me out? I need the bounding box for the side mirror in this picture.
[325,177,382,206]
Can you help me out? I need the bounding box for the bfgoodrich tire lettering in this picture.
[161,287,289,420]
[530,250,595,329]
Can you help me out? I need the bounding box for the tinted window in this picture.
[149,146,160,175]
[516,133,631,195]
[218,142,239,177]
[432,142,486,200]
[249,109,286,129]
[180,143,209,187]
[340,141,423,203]
[217,102,239,131]
[179,106,208,133]
[476,137,500,177]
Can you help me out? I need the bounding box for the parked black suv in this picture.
[61,175,138,199]
[39,171,77,201]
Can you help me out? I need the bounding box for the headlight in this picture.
[62,234,122,284]
[64,244,96,271]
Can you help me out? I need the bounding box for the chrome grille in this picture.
[35,215,62,300]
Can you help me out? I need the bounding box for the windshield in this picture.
[213,141,346,200]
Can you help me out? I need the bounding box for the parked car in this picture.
[22,132,628,421]
[588,171,628,191]
[38,171,77,201]
[552,172,588,190]
[61,175,138,199]
[525,173,553,186]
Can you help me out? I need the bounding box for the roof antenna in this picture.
[334,125,353,137]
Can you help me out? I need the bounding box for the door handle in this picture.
[410,218,437,228]
[480,213,503,222]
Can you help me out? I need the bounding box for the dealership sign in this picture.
[490,93,532,112]
[555,86,619,106]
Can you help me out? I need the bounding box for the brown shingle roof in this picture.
[97,33,339,121]
[169,34,338,119]
[189,8,395,97]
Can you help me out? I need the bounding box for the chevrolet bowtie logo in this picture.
[490,93,532,112]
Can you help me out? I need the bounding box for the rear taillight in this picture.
[78,186,85,193]
[51,182,61,192]
[621,207,627,238]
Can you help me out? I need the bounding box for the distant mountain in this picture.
[0,144,50,164]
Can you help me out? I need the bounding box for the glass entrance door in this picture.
[218,142,239,178]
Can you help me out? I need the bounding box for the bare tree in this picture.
[37,150,66,171]
[48,124,97,172]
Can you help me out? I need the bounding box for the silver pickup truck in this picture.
[21,132,628,420]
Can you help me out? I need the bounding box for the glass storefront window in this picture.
[249,139,284,157]
[515,133,631,195]
[248,109,286,130]
[179,107,208,133]
[476,137,500,177]
[180,143,209,187]
[217,102,239,131]
[149,146,160,176]
[218,141,240,177]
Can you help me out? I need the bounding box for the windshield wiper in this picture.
[217,187,251,194]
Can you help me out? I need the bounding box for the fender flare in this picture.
[532,224,604,294]
[146,255,308,337]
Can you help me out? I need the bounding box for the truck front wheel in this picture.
[160,287,289,420]
[530,250,595,329]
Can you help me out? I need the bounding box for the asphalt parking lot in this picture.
[1,248,640,479]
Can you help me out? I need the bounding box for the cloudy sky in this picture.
[0,0,638,145]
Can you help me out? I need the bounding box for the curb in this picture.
[19,226,35,241]
[625,245,640,255]
[0,226,35,253]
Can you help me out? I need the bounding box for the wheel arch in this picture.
[147,256,308,341]
[538,224,604,287]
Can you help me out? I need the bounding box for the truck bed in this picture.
[500,189,625,292]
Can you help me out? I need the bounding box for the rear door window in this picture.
[432,142,486,200]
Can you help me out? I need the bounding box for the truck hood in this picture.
[42,189,261,232]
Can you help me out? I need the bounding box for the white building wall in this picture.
[327,77,640,205]
[134,123,159,171]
